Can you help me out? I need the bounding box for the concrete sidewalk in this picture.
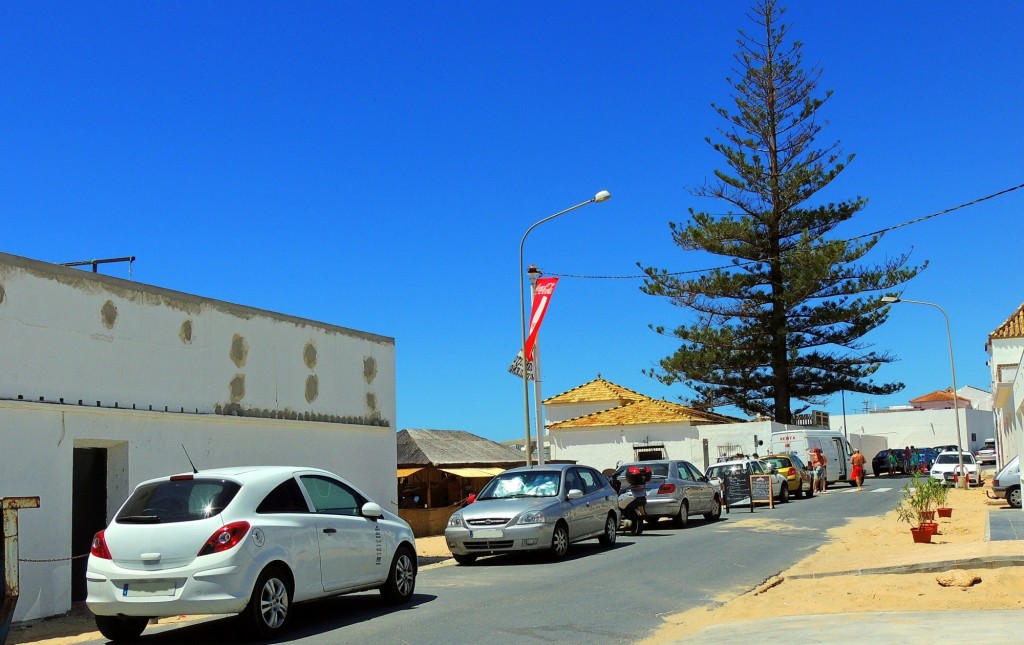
[683,609,1024,644]
[674,503,1024,644]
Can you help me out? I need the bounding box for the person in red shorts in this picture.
[851,448,866,491]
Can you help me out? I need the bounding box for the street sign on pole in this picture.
[507,351,535,381]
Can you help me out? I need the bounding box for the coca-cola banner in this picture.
[524,277,558,361]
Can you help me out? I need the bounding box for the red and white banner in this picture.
[524,277,558,361]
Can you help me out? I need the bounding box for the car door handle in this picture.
[323,528,337,535]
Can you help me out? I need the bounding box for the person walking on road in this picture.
[809,448,827,494]
[851,448,866,491]
[887,450,899,476]
[909,448,920,474]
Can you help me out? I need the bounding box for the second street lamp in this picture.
[519,190,611,466]
[881,296,968,488]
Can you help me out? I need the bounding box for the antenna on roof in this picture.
[182,445,199,474]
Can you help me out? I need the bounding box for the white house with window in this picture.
[0,252,397,622]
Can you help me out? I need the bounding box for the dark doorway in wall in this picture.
[72,448,107,601]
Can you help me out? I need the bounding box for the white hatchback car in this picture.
[86,466,417,642]
[929,451,981,485]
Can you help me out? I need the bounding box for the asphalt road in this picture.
[80,479,907,644]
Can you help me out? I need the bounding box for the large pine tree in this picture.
[640,0,924,423]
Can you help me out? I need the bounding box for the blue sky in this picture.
[2,2,1022,443]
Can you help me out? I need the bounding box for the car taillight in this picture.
[787,468,796,477]
[91,530,112,560]
[657,483,676,494]
[993,478,1000,487]
[197,521,250,556]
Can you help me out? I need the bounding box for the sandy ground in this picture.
[640,478,1024,644]
[10,481,1022,645]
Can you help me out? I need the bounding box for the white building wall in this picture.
[2,402,396,622]
[0,253,395,423]
[0,253,398,622]
[831,408,994,452]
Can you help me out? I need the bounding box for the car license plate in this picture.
[469,529,503,539]
[122,581,176,597]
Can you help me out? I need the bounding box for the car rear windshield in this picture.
[707,464,748,478]
[116,478,241,524]
[935,453,975,465]
[615,463,669,478]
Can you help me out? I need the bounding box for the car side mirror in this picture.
[361,502,383,519]
[566,489,584,500]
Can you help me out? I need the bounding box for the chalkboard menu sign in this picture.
[750,474,774,507]
[722,470,751,511]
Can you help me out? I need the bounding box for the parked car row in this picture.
[870,448,938,477]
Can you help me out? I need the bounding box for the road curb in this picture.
[786,554,1024,579]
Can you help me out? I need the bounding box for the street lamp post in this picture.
[881,296,967,488]
[519,191,611,466]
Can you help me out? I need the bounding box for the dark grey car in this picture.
[611,460,722,528]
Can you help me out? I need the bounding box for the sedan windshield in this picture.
[477,471,561,499]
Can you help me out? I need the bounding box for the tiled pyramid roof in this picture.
[548,396,741,430]
[910,390,970,404]
[989,302,1024,341]
[543,377,648,405]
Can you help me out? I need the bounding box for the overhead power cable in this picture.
[547,181,1024,280]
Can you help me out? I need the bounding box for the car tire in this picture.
[379,545,417,604]
[549,522,571,559]
[703,496,722,521]
[1008,486,1022,509]
[805,481,814,498]
[778,484,789,503]
[672,500,689,529]
[244,565,292,640]
[598,513,618,547]
[94,616,149,642]
[453,554,477,565]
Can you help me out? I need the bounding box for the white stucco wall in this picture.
[0,253,395,424]
[2,401,396,622]
[0,253,398,622]
[831,408,994,452]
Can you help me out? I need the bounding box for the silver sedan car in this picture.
[444,464,619,565]
[611,460,722,527]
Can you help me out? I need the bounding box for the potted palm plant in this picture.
[896,473,936,543]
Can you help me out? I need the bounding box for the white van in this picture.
[769,429,852,486]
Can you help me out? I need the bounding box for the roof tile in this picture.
[989,302,1024,340]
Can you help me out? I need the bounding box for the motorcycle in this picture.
[611,465,650,535]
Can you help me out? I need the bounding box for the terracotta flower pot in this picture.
[920,521,939,535]
[910,527,932,543]
[937,507,953,518]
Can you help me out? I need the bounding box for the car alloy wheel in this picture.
[550,522,570,559]
[598,514,617,547]
[703,496,721,521]
[1008,486,1022,509]
[246,565,291,639]
[672,500,689,528]
[380,545,416,604]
